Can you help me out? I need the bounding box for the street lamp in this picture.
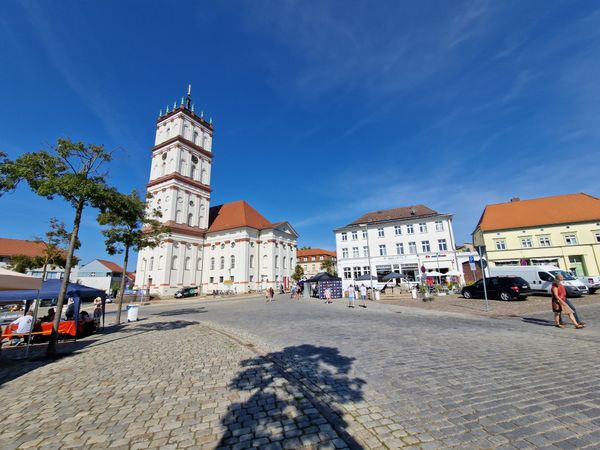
[359,223,375,298]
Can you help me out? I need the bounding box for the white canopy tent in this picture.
[445,269,462,276]
[0,268,43,291]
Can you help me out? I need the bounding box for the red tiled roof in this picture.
[208,200,274,233]
[297,248,336,258]
[348,205,439,225]
[476,193,600,231]
[0,238,47,258]
[96,259,126,274]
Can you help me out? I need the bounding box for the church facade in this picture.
[134,89,298,296]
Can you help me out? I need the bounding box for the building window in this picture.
[408,242,417,254]
[421,240,431,252]
[250,255,254,268]
[396,243,404,254]
[230,255,235,269]
[185,257,191,270]
[564,234,578,245]
[435,221,444,231]
[190,164,196,179]
[149,257,154,271]
[311,256,316,261]
[171,256,178,270]
[362,229,367,239]
[394,225,402,236]
[352,247,359,258]
[341,232,347,241]
[210,257,215,270]
[595,232,600,243]
[343,267,351,279]
[283,257,287,269]
[209,276,214,283]
[363,266,370,275]
[379,244,387,256]
[521,238,533,248]
[319,256,324,260]
[353,266,361,278]
[197,258,202,270]
[220,256,225,269]
[342,248,349,258]
[363,246,369,257]
[419,223,427,233]
[263,255,268,268]
[438,239,448,251]
[407,224,414,234]
[539,236,551,247]
[378,227,385,237]
[219,276,224,283]
[275,255,279,268]
[312,263,316,271]
[495,240,506,250]
[351,230,358,240]
[158,256,164,270]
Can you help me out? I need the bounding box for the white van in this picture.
[489,265,588,297]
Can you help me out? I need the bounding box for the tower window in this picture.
[187,213,193,226]
[193,131,199,144]
[220,256,225,269]
[171,256,178,270]
[190,165,196,179]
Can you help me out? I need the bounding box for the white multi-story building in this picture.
[334,205,462,289]
[134,88,298,296]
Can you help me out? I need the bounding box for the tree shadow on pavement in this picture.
[217,344,366,449]
[153,307,207,316]
[522,317,555,327]
[0,339,96,388]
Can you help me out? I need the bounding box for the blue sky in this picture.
[1,0,599,266]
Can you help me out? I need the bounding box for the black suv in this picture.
[174,287,199,298]
[461,276,531,301]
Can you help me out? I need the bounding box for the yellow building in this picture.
[472,193,600,276]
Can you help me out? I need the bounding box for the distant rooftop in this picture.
[347,205,440,226]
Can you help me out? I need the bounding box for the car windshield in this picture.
[549,270,576,281]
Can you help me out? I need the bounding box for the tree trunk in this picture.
[47,198,85,356]
[115,245,130,325]
[41,263,48,281]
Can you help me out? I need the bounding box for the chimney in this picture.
[510,197,520,202]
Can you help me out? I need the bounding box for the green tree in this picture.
[34,217,75,281]
[320,258,337,276]
[0,139,113,355]
[292,264,304,282]
[7,254,39,273]
[97,190,170,325]
[299,246,312,250]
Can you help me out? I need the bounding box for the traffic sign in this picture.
[468,255,475,263]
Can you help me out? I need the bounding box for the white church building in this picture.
[134,88,298,296]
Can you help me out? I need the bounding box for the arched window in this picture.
[161,161,166,176]
[210,257,215,270]
[166,127,170,138]
[176,209,182,223]
[141,258,147,271]
[185,257,191,270]
[250,255,254,268]
[283,257,287,269]
[197,258,202,270]
[179,159,186,174]
[200,169,206,184]
[190,164,196,179]
[220,256,225,269]
[263,255,268,268]
[187,213,193,226]
[171,255,178,270]
[158,256,164,270]
[202,135,208,148]
[193,131,199,144]
[184,124,189,140]
[275,255,279,268]
[230,255,235,269]
[149,257,154,271]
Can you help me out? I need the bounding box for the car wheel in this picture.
[499,291,512,301]
[463,290,472,299]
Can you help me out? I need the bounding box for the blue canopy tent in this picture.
[0,279,107,331]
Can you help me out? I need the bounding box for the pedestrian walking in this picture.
[552,275,584,329]
[265,288,271,303]
[290,285,296,299]
[359,284,368,308]
[324,287,332,304]
[269,287,275,302]
[347,285,356,308]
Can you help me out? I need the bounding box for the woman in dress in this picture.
[552,274,584,329]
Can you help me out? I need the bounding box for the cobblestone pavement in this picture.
[2,296,600,449]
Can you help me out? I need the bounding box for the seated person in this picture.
[65,298,75,320]
[40,308,56,323]
[10,311,34,345]
[80,310,90,320]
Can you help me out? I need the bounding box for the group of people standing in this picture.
[551,274,585,329]
[346,284,368,309]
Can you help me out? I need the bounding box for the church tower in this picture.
[135,86,214,295]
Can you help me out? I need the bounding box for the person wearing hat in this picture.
[93,297,103,330]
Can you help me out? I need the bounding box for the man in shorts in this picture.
[347,285,355,308]
[360,284,368,308]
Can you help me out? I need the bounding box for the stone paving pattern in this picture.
[2,296,600,449]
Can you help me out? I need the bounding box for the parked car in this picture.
[174,287,199,298]
[489,265,588,297]
[461,276,531,301]
[578,276,600,294]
